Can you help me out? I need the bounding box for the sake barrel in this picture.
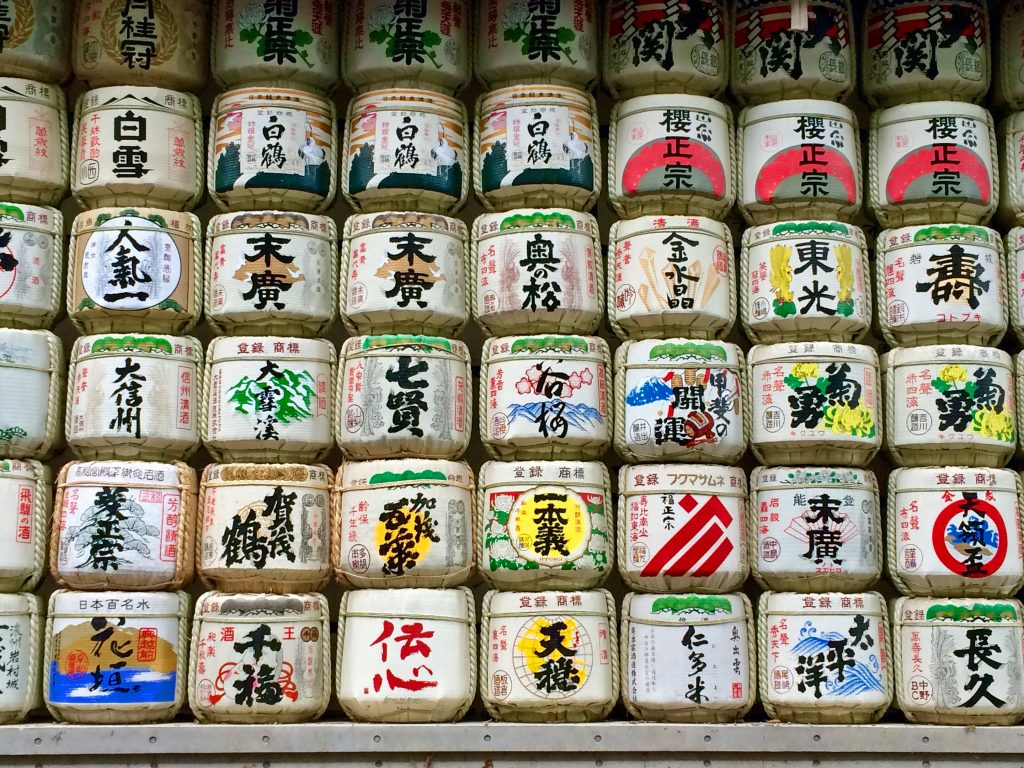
[888,467,1024,598]
[603,0,728,98]
[189,591,331,724]
[609,215,735,341]
[481,335,611,461]
[750,466,881,592]
[868,101,998,227]
[621,592,754,723]
[211,0,339,92]
[758,591,892,724]
[895,597,1024,725]
[1000,112,1024,227]
[0,0,69,83]
[478,460,611,591]
[863,0,990,108]
[738,100,861,225]
[203,336,334,464]
[609,94,734,219]
[0,78,66,205]
[45,590,189,724]
[615,338,745,464]
[71,86,202,211]
[333,458,473,589]
[0,328,62,461]
[206,211,337,337]
[344,88,468,215]
[747,342,881,467]
[66,333,201,461]
[71,0,209,91]
[473,208,602,336]
[1008,228,1024,345]
[618,463,747,593]
[343,0,471,94]
[337,335,471,460]
[0,459,49,592]
[341,211,468,336]
[474,0,598,89]
[995,1,1024,111]
[52,460,197,591]
[0,203,63,329]
[68,207,202,335]
[337,587,475,723]
[740,220,870,344]
[877,224,1006,347]
[480,589,617,722]
[475,85,601,212]
[731,0,855,104]
[209,87,337,213]
[882,345,1015,467]
[198,463,331,594]
[0,593,41,723]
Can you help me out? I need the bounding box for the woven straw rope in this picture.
[336,587,477,722]
[1017,352,1024,461]
[619,592,755,723]
[21,330,64,462]
[477,459,610,591]
[0,594,42,724]
[189,591,331,723]
[1007,230,1024,346]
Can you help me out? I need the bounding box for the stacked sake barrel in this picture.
[332,1,477,725]
[0,0,70,725]
[867,0,1024,726]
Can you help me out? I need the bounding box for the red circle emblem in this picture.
[931,495,1007,578]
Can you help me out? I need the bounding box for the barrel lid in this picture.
[344,587,471,622]
[895,597,1024,626]
[619,463,745,495]
[742,220,862,246]
[762,591,885,615]
[208,211,335,238]
[890,466,1017,492]
[475,209,598,236]
[878,223,999,246]
[338,458,473,491]
[616,93,729,119]
[480,459,606,489]
[485,335,608,361]
[874,100,991,126]
[748,342,878,367]
[347,211,467,236]
[74,333,200,361]
[626,593,747,623]
[343,334,470,361]
[51,589,183,616]
[623,338,742,367]
[752,466,876,491]
[881,344,1012,372]
[63,460,182,487]
[486,589,611,617]
[197,591,324,617]
[742,98,855,124]
[208,335,335,363]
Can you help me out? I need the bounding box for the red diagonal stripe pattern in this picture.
[640,495,734,578]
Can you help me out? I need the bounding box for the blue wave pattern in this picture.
[791,622,884,697]
[48,662,176,704]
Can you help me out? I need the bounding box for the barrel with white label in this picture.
[475,85,601,212]
[52,460,197,591]
[45,589,189,723]
[0,593,41,723]
[618,464,747,593]
[479,460,611,591]
[882,345,1015,467]
[474,0,598,89]
[0,328,62,461]
[72,0,209,91]
[609,94,734,219]
[758,591,892,724]
[203,336,334,464]
[481,589,617,722]
[209,87,337,213]
[609,215,735,341]
[748,343,881,467]
[211,0,339,92]
[198,463,331,594]
[473,209,602,336]
[741,220,870,343]
[188,591,330,723]
[877,224,1006,347]
[869,101,997,227]
[999,112,1024,228]
[893,597,1024,725]
[0,0,69,83]
[0,204,62,330]
[888,467,1024,598]
[738,100,861,225]
[996,2,1024,111]
[344,89,468,215]
[343,0,470,94]
[337,587,476,723]
[481,335,611,461]
[603,0,728,98]
[67,333,200,461]
[615,338,745,464]
[72,86,202,211]
[68,208,202,334]
[0,78,66,205]
[206,211,337,337]
[750,466,881,593]
[864,0,990,108]
[731,0,854,104]
[341,212,468,336]
[1007,228,1024,345]
[337,335,471,461]
[333,458,473,589]
[621,592,754,723]
[0,459,49,592]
